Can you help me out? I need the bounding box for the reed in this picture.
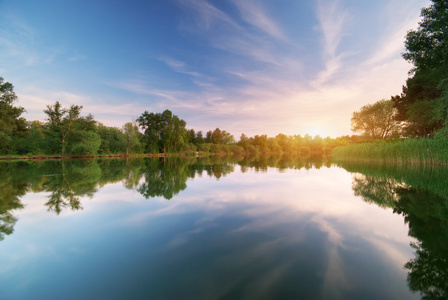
[332,136,448,166]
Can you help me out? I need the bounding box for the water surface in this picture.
[0,156,446,299]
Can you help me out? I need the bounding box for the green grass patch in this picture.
[332,137,448,165]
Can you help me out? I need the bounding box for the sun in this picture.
[308,127,325,137]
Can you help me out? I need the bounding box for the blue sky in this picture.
[0,0,429,138]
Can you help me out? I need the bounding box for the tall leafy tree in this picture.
[402,0,448,73]
[137,109,188,153]
[0,77,27,154]
[44,101,100,156]
[394,0,448,136]
[211,128,223,144]
[44,101,82,155]
[96,123,126,154]
[122,121,142,155]
[351,99,401,140]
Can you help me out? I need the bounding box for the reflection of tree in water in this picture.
[344,163,448,299]
[351,174,402,209]
[405,242,448,299]
[0,173,25,240]
[137,157,235,200]
[0,155,334,241]
[394,187,448,299]
[138,158,189,200]
[0,162,34,240]
[237,153,331,173]
[43,160,101,214]
[135,154,332,200]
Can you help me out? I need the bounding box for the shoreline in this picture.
[0,152,195,161]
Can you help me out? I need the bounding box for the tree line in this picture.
[350,0,448,141]
[0,77,349,157]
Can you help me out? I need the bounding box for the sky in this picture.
[0,0,430,138]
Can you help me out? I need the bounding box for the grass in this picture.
[332,136,448,166]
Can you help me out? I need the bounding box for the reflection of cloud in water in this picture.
[130,166,415,297]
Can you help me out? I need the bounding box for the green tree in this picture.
[44,101,83,156]
[96,123,126,154]
[21,121,46,155]
[205,130,213,143]
[195,130,204,145]
[394,0,448,136]
[211,128,222,144]
[0,77,27,154]
[66,130,101,155]
[137,109,188,153]
[351,99,400,140]
[122,121,142,155]
[402,0,448,74]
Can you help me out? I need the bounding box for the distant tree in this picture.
[44,101,100,156]
[205,130,213,143]
[221,130,235,145]
[351,99,401,140]
[21,121,46,154]
[238,133,249,147]
[137,109,188,153]
[122,121,142,155]
[0,77,27,154]
[212,128,223,144]
[195,131,204,145]
[96,123,125,154]
[66,130,101,155]
[186,129,196,145]
[44,101,83,155]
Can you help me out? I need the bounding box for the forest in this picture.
[0,77,350,158]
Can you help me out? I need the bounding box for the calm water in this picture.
[0,156,447,299]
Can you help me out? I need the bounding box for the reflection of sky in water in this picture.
[0,166,419,299]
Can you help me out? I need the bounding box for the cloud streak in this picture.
[232,0,286,40]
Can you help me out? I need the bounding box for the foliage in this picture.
[393,0,448,136]
[44,101,83,155]
[66,130,102,155]
[96,123,126,154]
[137,109,188,153]
[351,99,400,140]
[402,0,448,73]
[236,133,347,155]
[122,122,142,155]
[0,77,27,154]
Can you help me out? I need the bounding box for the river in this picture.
[0,156,446,299]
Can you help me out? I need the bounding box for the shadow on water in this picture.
[337,161,448,299]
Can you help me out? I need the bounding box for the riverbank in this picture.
[0,152,206,161]
[332,137,448,166]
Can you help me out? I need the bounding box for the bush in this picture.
[67,131,101,156]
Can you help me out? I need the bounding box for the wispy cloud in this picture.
[177,0,241,31]
[0,16,40,66]
[176,0,295,69]
[231,0,286,40]
[313,0,351,84]
[158,56,217,87]
[364,0,426,67]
